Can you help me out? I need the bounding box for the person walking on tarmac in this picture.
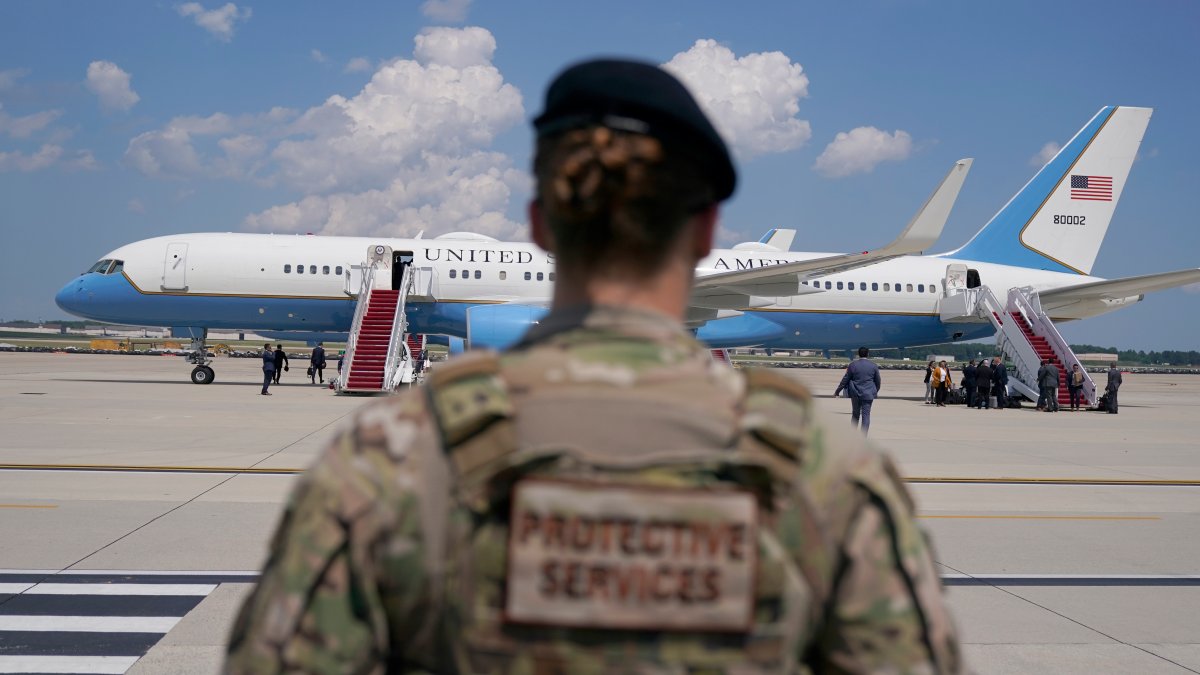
[309,342,327,384]
[227,57,962,674]
[834,346,882,434]
[259,343,274,396]
[272,345,289,384]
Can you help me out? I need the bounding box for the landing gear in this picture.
[183,334,215,384]
[190,365,215,384]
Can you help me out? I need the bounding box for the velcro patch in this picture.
[505,480,758,632]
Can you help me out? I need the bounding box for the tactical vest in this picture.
[420,352,842,674]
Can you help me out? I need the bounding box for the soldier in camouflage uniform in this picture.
[227,58,963,674]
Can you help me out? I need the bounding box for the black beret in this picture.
[533,58,737,202]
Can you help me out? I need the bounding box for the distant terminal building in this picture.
[1076,352,1119,363]
[925,354,957,363]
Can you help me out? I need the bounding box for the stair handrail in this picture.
[382,265,414,391]
[975,285,1040,402]
[1010,287,1097,406]
[336,261,378,392]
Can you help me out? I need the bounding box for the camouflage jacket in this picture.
[226,305,962,674]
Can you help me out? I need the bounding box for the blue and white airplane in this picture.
[56,106,1200,383]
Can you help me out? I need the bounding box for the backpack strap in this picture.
[735,367,836,630]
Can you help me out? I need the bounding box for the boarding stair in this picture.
[337,262,416,394]
[939,284,1095,406]
[710,348,731,365]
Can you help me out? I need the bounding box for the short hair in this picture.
[857,347,869,358]
[264,343,271,348]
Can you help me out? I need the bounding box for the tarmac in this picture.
[1,351,1198,674]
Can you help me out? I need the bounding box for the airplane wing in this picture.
[1039,268,1200,308]
[691,158,973,307]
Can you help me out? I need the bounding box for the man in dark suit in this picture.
[992,356,1009,409]
[1037,359,1060,412]
[260,344,275,395]
[961,359,977,408]
[974,359,992,409]
[273,345,289,384]
[310,342,327,384]
[833,347,882,434]
[1106,363,1123,413]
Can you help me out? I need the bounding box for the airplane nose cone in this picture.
[55,278,87,315]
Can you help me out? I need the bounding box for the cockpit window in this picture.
[86,259,111,274]
[85,259,126,275]
[109,260,124,275]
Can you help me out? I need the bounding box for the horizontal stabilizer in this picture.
[1040,268,1200,306]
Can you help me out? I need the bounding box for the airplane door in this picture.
[162,242,188,290]
[943,263,968,296]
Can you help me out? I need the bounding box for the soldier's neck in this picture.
[551,266,693,321]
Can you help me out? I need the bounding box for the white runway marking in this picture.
[0,615,181,633]
[0,655,139,674]
[17,583,216,596]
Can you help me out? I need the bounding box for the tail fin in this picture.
[946,106,1151,274]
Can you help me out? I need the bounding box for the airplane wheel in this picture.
[202,366,215,384]
[191,366,214,385]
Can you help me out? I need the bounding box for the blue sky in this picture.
[1,1,1197,349]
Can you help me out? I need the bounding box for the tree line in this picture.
[872,342,1199,366]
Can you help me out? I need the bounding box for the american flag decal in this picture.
[1070,174,1113,201]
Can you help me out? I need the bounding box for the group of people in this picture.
[1036,360,1123,413]
[258,342,330,395]
[924,357,1010,409]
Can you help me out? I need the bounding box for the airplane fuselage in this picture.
[55,232,1116,351]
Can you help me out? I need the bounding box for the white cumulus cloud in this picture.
[85,61,140,112]
[663,39,811,158]
[344,57,372,74]
[1030,141,1060,167]
[245,151,526,239]
[0,144,63,172]
[421,0,472,23]
[814,126,913,178]
[0,104,62,138]
[310,49,327,64]
[177,2,252,42]
[127,27,527,239]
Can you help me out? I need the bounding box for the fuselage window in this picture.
[537,272,544,281]
[918,284,925,292]
[524,271,532,281]
[931,284,938,294]
[462,269,469,279]
[847,282,855,290]
[824,281,832,290]
[323,265,330,275]
[309,265,317,275]
[284,264,292,273]
[335,266,343,276]
[549,272,556,281]
[474,270,481,279]
[895,284,901,292]
[449,269,457,279]
[296,263,304,274]
[906,283,914,292]
[499,271,507,280]
[836,281,844,290]
[871,282,879,291]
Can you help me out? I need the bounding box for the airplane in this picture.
[56,106,1200,385]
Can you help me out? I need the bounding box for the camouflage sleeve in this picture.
[225,396,443,674]
[816,453,963,674]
